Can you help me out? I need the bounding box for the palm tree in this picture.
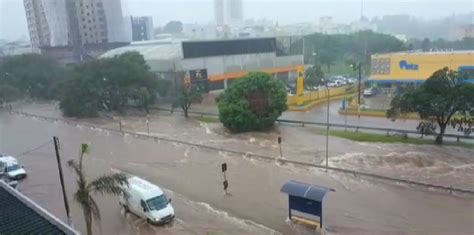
[68,144,128,235]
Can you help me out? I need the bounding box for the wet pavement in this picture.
[1,104,474,235]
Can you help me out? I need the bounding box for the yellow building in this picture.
[370,50,474,83]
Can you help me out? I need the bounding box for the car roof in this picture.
[0,156,18,165]
[127,177,164,199]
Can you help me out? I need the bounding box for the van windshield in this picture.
[6,164,21,172]
[146,194,169,211]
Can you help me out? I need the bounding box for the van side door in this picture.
[139,199,149,219]
[0,161,5,175]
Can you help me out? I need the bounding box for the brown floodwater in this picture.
[1,104,473,235]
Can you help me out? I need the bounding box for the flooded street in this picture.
[1,104,474,235]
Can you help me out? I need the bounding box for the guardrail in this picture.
[10,110,474,195]
[151,106,474,142]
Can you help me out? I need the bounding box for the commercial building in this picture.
[131,16,154,41]
[370,50,474,83]
[101,36,304,90]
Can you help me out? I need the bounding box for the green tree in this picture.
[68,144,128,235]
[318,49,336,73]
[387,68,474,144]
[173,79,203,118]
[59,52,159,117]
[304,65,325,88]
[421,38,431,52]
[218,72,287,133]
[0,84,20,104]
[163,21,183,34]
[303,31,405,74]
[0,53,64,100]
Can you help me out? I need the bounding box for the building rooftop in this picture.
[0,181,78,235]
[373,50,474,56]
[100,41,183,61]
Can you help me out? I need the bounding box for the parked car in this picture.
[0,156,27,180]
[120,176,175,225]
[363,88,375,96]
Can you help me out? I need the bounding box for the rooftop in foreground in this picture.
[0,181,78,235]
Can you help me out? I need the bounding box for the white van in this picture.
[120,176,175,225]
[0,156,27,180]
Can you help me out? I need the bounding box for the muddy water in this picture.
[0,113,277,235]
[2,105,474,235]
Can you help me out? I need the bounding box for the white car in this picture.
[363,88,375,96]
[120,176,175,225]
[0,156,27,180]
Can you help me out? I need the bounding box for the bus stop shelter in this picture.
[280,180,334,229]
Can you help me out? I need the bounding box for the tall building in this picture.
[227,0,243,24]
[131,16,154,41]
[213,0,243,26]
[214,0,224,26]
[23,0,70,51]
[24,0,130,51]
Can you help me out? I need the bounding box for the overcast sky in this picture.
[1,0,472,40]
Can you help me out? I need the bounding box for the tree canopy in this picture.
[304,30,406,67]
[0,53,64,100]
[172,76,203,118]
[218,72,287,133]
[163,21,183,34]
[304,65,325,88]
[59,52,159,117]
[68,143,128,235]
[387,68,474,144]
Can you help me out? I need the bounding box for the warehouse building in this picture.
[370,50,474,84]
[101,36,304,90]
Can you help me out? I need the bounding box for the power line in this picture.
[15,140,52,158]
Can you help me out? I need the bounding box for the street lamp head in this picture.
[312,52,317,56]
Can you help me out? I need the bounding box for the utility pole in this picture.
[53,136,72,226]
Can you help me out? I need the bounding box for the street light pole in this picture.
[358,63,362,109]
[325,85,330,172]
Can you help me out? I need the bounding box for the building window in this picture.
[87,13,90,16]
[97,2,103,7]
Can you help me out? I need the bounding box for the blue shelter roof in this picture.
[280,180,333,202]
